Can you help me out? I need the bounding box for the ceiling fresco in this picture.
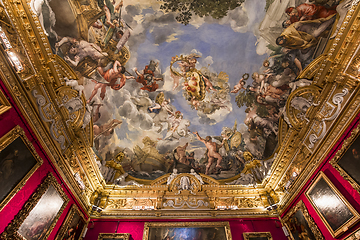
[30,0,342,183]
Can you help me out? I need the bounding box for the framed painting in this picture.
[282,200,324,240]
[0,125,43,210]
[330,123,360,194]
[142,222,232,240]
[55,204,87,240]
[343,227,360,240]
[243,232,272,240]
[0,87,11,115]
[0,173,69,240]
[98,233,130,240]
[306,172,360,237]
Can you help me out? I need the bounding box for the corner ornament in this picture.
[166,169,204,194]
[32,87,69,150]
[308,88,348,148]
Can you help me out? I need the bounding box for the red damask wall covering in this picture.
[0,79,88,239]
[83,218,287,240]
[281,115,360,240]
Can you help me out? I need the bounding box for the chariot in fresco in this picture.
[30,0,349,184]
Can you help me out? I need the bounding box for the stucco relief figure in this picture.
[179,175,190,190]
[64,77,84,97]
[291,96,312,113]
[114,172,143,187]
[226,173,256,186]
[82,104,92,128]
[59,97,83,114]
[289,78,313,92]
[167,168,178,185]
[190,169,204,185]
[60,78,86,117]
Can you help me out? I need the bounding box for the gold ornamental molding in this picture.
[281,200,324,240]
[0,0,359,219]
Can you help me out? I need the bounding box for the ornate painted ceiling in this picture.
[0,0,360,218]
[32,0,339,182]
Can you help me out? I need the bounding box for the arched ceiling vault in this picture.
[0,0,360,218]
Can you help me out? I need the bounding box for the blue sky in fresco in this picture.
[133,0,268,137]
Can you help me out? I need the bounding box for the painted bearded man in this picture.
[276,14,336,50]
[286,3,337,24]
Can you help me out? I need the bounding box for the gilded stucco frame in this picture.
[98,233,130,240]
[343,227,360,240]
[0,0,359,219]
[0,173,69,240]
[0,87,11,115]
[282,200,324,240]
[330,123,360,194]
[0,125,43,211]
[243,232,272,240]
[55,204,88,240]
[305,172,360,238]
[142,222,232,240]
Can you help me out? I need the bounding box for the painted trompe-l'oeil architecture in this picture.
[1,0,360,239]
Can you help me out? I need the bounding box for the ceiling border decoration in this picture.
[0,0,359,219]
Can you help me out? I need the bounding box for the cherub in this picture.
[168,111,183,132]
[190,96,200,110]
[231,77,246,93]
[202,75,216,92]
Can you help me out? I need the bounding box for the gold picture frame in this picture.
[55,204,87,240]
[282,200,324,240]
[243,232,272,240]
[330,123,360,194]
[98,233,130,240]
[343,227,360,240]
[306,172,360,238]
[0,173,69,240]
[0,125,43,211]
[0,87,11,115]
[142,222,232,240]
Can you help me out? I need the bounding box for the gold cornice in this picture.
[278,90,360,213]
[0,1,92,215]
[0,0,359,219]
